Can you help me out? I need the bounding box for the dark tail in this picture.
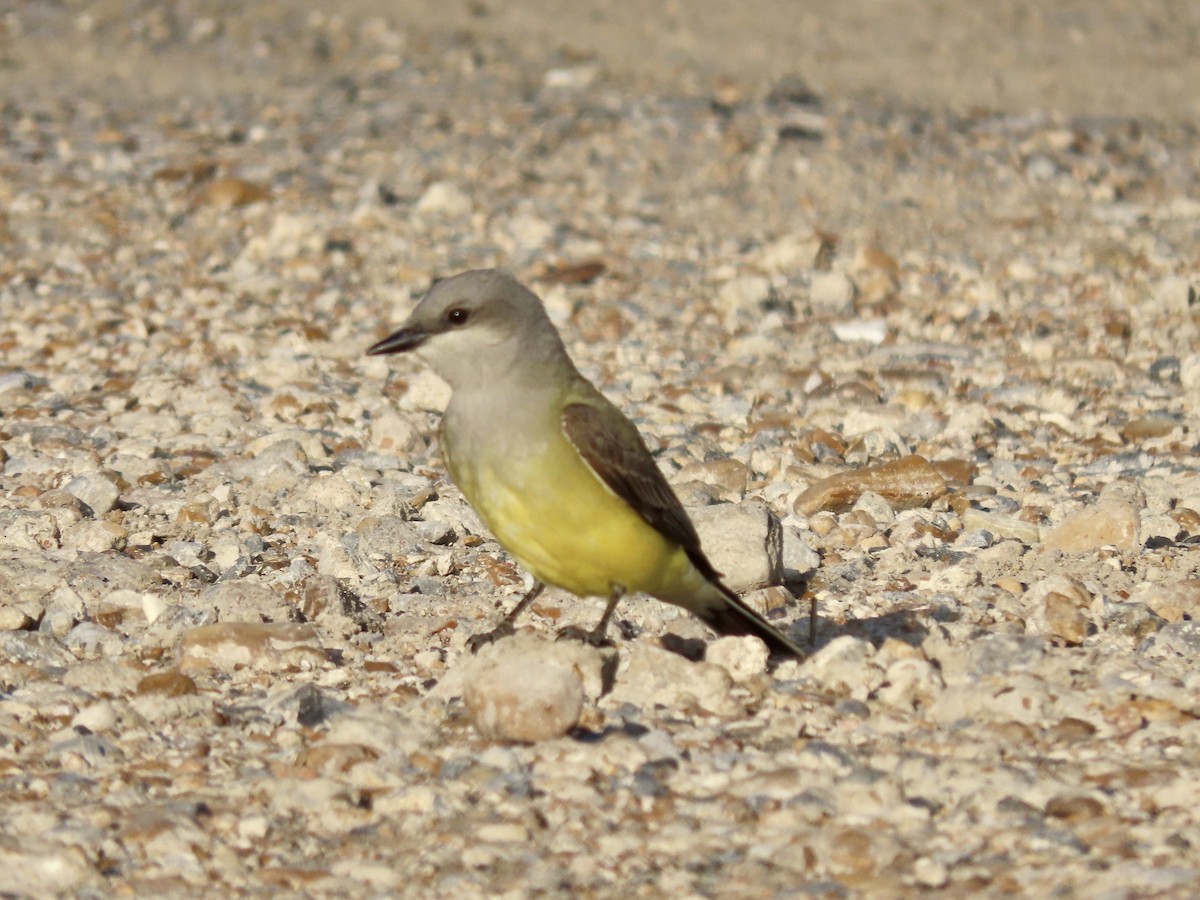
[701,582,806,659]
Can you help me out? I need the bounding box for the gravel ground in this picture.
[2,2,1200,896]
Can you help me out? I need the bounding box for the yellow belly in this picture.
[450,433,691,599]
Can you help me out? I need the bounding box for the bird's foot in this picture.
[467,621,516,654]
[555,625,614,649]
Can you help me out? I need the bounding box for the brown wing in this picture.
[561,401,721,582]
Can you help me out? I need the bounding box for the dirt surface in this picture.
[9,1,1200,120]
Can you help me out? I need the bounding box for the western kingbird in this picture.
[367,269,804,658]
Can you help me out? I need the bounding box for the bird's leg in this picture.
[467,580,546,654]
[556,585,625,648]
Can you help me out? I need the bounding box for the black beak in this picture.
[367,326,427,356]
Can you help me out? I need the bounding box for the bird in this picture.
[366,269,804,658]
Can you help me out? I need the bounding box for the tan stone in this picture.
[794,455,947,516]
[179,622,325,673]
[1042,501,1140,552]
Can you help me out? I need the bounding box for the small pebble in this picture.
[462,638,584,742]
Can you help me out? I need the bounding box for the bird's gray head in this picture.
[366,269,571,392]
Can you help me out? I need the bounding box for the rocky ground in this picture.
[2,1,1200,896]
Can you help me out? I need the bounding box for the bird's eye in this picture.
[447,308,469,326]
